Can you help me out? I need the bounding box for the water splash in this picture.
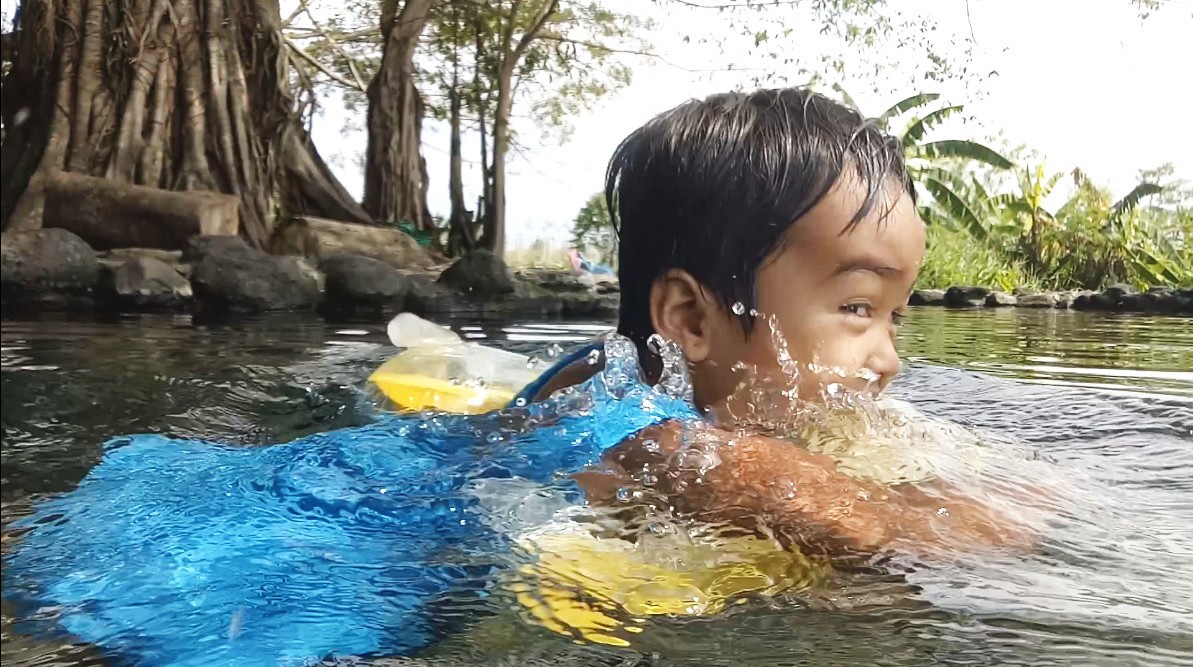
[1,333,703,666]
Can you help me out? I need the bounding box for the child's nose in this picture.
[866,338,901,392]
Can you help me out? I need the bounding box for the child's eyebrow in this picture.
[832,259,902,277]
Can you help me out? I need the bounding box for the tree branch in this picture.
[501,0,523,54]
[297,0,368,91]
[513,0,561,60]
[283,35,366,92]
[536,33,754,73]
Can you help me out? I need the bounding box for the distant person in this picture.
[568,248,615,276]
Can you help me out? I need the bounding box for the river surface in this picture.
[2,308,1191,666]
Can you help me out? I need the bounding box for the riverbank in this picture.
[910,285,1192,314]
[1,229,619,321]
[2,229,1189,319]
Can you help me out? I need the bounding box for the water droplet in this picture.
[486,432,503,444]
[514,397,527,407]
[646,333,666,356]
[586,348,601,365]
[749,308,759,317]
[936,507,949,517]
[616,487,633,502]
[642,438,661,454]
[731,302,746,315]
[526,356,541,369]
[379,488,388,494]
[648,521,673,535]
[546,343,563,359]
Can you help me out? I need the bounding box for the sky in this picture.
[307,0,1193,249]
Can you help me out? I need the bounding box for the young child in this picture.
[522,86,1031,559]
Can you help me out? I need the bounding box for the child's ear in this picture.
[648,269,717,364]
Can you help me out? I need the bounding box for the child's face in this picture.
[694,178,924,417]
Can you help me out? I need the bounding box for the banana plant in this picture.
[857,92,1015,237]
[992,164,1174,286]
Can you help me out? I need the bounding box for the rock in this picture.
[1103,283,1137,300]
[438,250,515,297]
[405,274,471,315]
[319,255,409,315]
[100,247,185,264]
[562,292,620,318]
[190,243,320,312]
[909,289,946,306]
[1017,292,1060,308]
[271,216,433,270]
[1012,286,1040,297]
[596,280,620,294]
[985,291,1017,307]
[1,229,101,310]
[1118,292,1155,312]
[1072,290,1114,311]
[98,255,192,310]
[404,271,614,318]
[100,247,191,279]
[1175,289,1193,315]
[943,286,990,308]
[183,234,256,263]
[517,269,596,293]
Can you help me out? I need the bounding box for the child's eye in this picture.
[841,303,872,318]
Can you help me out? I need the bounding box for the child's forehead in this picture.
[771,184,923,273]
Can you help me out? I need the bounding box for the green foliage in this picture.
[924,161,1192,290]
[918,224,1031,292]
[570,192,616,266]
[422,0,644,142]
[861,92,1015,238]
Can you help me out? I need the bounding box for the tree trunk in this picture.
[363,0,434,229]
[477,0,560,258]
[43,171,240,250]
[0,0,371,247]
[473,14,494,248]
[446,53,475,255]
[486,71,513,257]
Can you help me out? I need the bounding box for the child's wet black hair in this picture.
[605,86,915,358]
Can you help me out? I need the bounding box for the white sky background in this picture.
[4,0,1191,249]
[307,0,1191,249]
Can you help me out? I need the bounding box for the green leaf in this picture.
[901,105,963,147]
[1111,182,1163,219]
[830,83,861,112]
[924,176,988,241]
[878,93,940,123]
[912,140,1014,169]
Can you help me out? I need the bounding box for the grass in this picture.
[917,225,1034,291]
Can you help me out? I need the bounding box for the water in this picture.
[2,308,1192,666]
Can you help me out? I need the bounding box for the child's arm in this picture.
[583,422,1036,558]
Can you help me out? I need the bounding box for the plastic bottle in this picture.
[369,313,541,414]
